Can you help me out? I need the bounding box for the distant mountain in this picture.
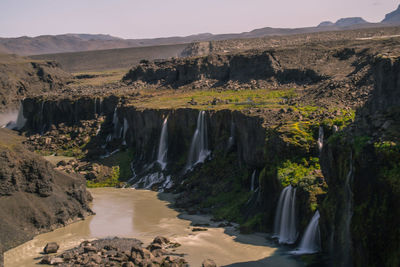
[318,21,334,27]
[2,5,400,56]
[318,17,368,27]
[335,17,368,27]
[382,4,400,23]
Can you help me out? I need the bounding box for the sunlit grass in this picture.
[128,87,297,110]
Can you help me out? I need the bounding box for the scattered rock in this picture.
[43,242,59,254]
[192,227,208,232]
[202,258,217,267]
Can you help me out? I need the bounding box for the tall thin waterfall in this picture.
[292,211,321,255]
[317,126,324,152]
[227,121,235,149]
[112,107,119,138]
[122,118,129,145]
[343,154,354,265]
[14,102,27,130]
[273,185,298,244]
[157,117,168,170]
[186,111,210,171]
[5,102,27,130]
[40,101,45,133]
[251,170,256,191]
[94,98,97,115]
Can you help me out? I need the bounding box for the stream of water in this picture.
[4,188,301,267]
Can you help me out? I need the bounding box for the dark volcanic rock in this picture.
[49,237,188,267]
[122,51,326,87]
[0,128,92,266]
[0,54,71,112]
[43,242,59,254]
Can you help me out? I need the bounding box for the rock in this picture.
[44,242,59,254]
[152,236,170,245]
[202,259,217,267]
[83,245,98,253]
[40,255,52,264]
[90,254,102,264]
[50,257,64,265]
[122,262,135,267]
[192,227,208,232]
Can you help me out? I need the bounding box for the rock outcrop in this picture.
[0,128,93,266]
[382,4,400,24]
[320,55,400,267]
[39,237,187,266]
[0,53,71,111]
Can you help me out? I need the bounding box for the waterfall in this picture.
[343,154,354,265]
[99,98,103,115]
[332,125,338,133]
[186,111,210,171]
[112,107,119,138]
[157,117,168,170]
[122,118,129,145]
[14,102,27,130]
[5,102,27,130]
[227,121,235,149]
[273,185,298,244]
[40,101,45,134]
[317,126,324,152]
[291,211,321,255]
[94,98,97,115]
[251,170,256,191]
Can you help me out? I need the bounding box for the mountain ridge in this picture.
[1,6,400,56]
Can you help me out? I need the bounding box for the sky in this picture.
[0,0,399,39]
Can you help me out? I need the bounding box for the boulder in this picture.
[202,259,217,267]
[43,242,59,254]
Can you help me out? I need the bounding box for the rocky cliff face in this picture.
[20,94,323,243]
[320,55,400,267]
[382,4,400,23]
[0,129,93,266]
[0,54,71,112]
[122,50,326,87]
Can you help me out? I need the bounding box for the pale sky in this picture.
[0,0,398,39]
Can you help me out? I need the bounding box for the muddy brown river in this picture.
[4,188,302,267]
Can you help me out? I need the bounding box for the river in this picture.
[4,188,302,267]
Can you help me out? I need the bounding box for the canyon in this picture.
[1,25,400,267]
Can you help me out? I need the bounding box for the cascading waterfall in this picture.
[5,102,27,130]
[40,101,46,134]
[112,107,119,138]
[14,102,27,130]
[273,185,298,244]
[317,126,324,152]
[186,111,210,171]
[343,153,354,266]
[251,170,256,191]
[291,211,321,255]
[227,121,235,149]
[157,117,168,170]
[94,98,97,115]
[122,118,129,145]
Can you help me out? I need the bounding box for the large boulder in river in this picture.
[43,242,59,254]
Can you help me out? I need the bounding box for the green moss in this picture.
[277,157,320,187]
[98,148,135,181]
[87,166,120,188]
[353,135,371,156]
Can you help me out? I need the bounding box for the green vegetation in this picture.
[128,88,297,110]
[98,148,135,181]
[87,166,120,188]
[353,135,371,156]
[277,157,322,189]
